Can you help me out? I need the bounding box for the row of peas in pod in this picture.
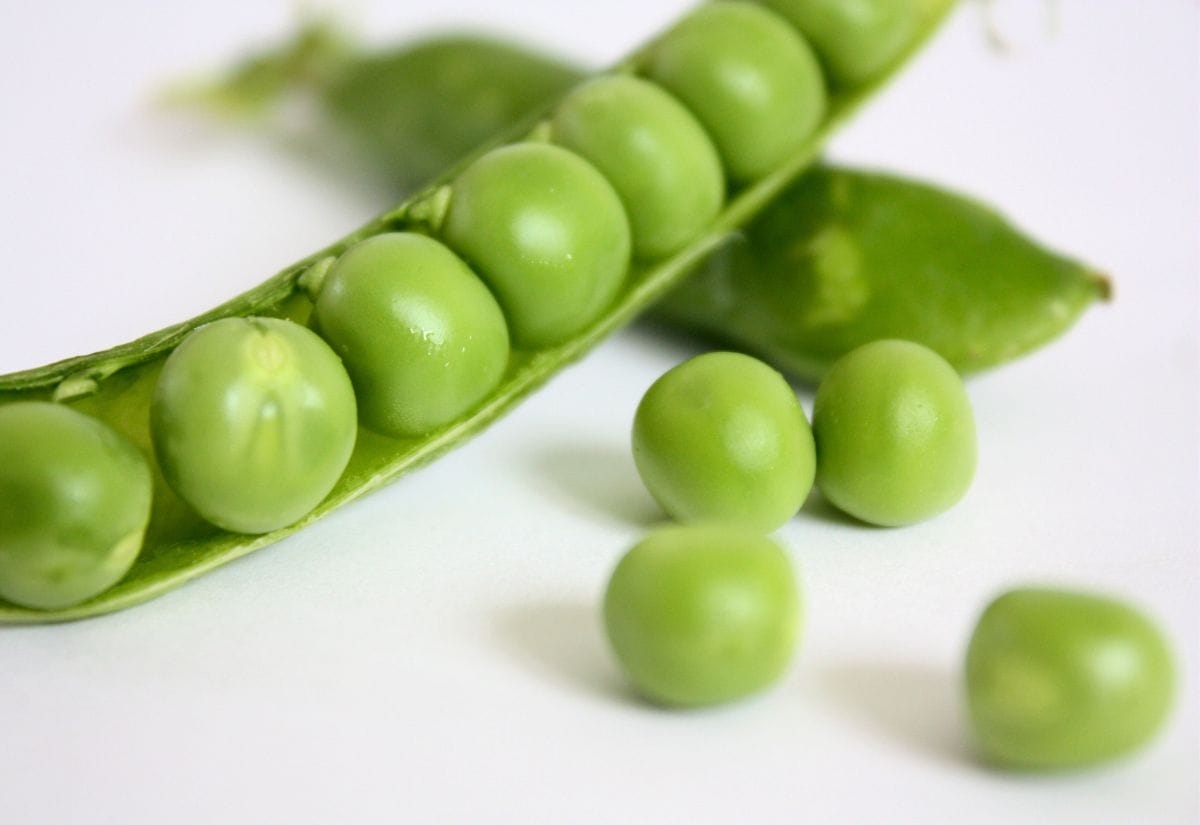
[0,0,841,610]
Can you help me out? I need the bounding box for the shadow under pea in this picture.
[818,660,972,768]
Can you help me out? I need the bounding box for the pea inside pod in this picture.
[550,74,724,260]
[151,317,358,535]
[644,1,827,182]
[439,142,632,348]
[758,0,920,86]
[310,232,510,437]
[0,402,152,610]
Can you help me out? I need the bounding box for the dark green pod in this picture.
[654,166,1110,381]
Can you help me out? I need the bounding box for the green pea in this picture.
[311,232,509,437]
[604,523,801,707]
[644,1,826,182]
[633,351,815,531]
[759,0,920,87]
[966,587,1176,770]
[0,402,152,610]
[551,74,724,260]
[812,339,975,526]
[440,142,631,348]
[151,317,357,534]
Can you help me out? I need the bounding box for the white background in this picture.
[0,1,1196,822]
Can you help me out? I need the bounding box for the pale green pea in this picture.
[604,523,802,707]
[151,317,357,535]
[633,351,815,532]
[440,142,631,348]
[312,232,509,437]
[0,402,152,610]
[644,1,827,182]
[759,0,920,87]
[551,74,724,260]
[812,339,975,526]
[966,587,1176,770]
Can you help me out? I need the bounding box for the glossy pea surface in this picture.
[966,588,1175,770]
[151,317,357,534]
[441,142,631,347]
[313,232,509,437]
[644,1,826,182]
[633,351,815,531]
[604,524,801,707]
[0,402,152,609]
[551,74,724,260]
[813,339,974,526]
[759,0,919,86]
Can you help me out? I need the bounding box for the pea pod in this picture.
[184,26,1107,381]
[0,0,958,622]
[655,167,1110,380]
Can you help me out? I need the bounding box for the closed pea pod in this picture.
[758,0,920,87]
[439,142,632,348]
[812,339,975,526]
[151,317,357,535]
[604,523,802,707]
[309,232,509,437]
[644,1,826,182]
[0,402,152,610]
[551,74,724,260]
[966,587,1175,770]
[632,351,815,532]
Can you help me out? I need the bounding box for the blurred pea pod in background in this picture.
[174,19,1109,381]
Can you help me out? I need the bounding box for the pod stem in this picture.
[159,17,356,117]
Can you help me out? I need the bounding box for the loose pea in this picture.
[440,142,631,348]
[151,317,357,534]
[0,402,152,609]
[311,232,509,437]
[632,351,815,531]
[812,339,975,526]
[644,1,826,182]
[551,74,724,260]
[966,587,1176,770]
[759,0,920,87]
[604,523,801,707]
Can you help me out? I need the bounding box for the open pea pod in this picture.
[0,0,958,623]
[186,20,1107,382]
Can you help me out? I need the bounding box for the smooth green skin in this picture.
[313,232,510,437]
[551,74,724,260]
[812,339,975,526]
[759,0,920,87]
[604,523,801,707]
[656,166,1109,381]
[440,142,631,347]
[151,317,358,534]
[644,2,827,183]
[0,402,152,609]
[966,588,1176,770]
[633,352,815,531]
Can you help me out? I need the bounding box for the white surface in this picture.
[0,1,1197,822]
